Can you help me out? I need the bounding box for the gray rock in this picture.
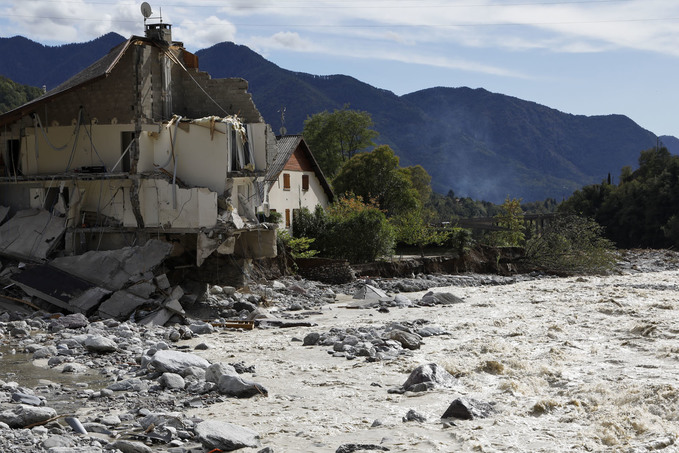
[187,321,214,335]
[62,362,89,373]
[336,444,389,453]
[107,439,152,453]
[205,363,238,383]
[127,281,156,298]
[33,346,57,359]
[194,420,260,451]
[393,294,413,307]
[160,372,186,390]
[233,300,257,312]
[420,291,464,306]
[42,434,74,449]
[84,335,117,353]
[101,414,122,426]
[217,374,268,398]
[222,286,237,296]
[441,397,496,420]
[403,409,427,422]
[386,330,421,350]
[0,404,57,428]
[107,378,148,392]
[417,325,448,337]
[49,313,89,331]
[49,448,102,453]
[401,363,456,393]
[303,332,321,346]
[11,392,42,406]
[149,349,210,374]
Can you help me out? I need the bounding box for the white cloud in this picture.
[245,31,323,56]
[175,15,237,49]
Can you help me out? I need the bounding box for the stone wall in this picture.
[295,258,355,284]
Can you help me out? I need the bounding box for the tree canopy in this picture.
[560,146,679,248]
[302,105,378,178]
[0,76,43,114]
[332,145,420,217]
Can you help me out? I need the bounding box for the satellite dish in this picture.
[141,2,152,18]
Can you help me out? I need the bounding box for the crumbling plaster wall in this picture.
[142,122,229,194]
[21,124,132,175]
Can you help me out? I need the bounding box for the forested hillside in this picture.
[0,75,43,113]
[0,35,666,203]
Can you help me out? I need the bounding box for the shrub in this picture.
[523,215,616,274]
[277,229,319,259]
[322,196,395,263]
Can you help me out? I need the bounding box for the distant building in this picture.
[262,135,333,231]
[0,19,277,266]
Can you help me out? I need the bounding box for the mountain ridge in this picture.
[0,34,667,202]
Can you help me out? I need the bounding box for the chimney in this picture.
[145,22,172,45]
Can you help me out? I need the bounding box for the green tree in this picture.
[560,146,679,249]
[332,145,419,216]
[402,165,432,206]
[302,105,378,177]
[489,197,525,247]
[0,76,43,114]
[393,207,448,257]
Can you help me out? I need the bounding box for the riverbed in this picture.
[184,268,679,452]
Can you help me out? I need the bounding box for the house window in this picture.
[302,174,309,191]
[285,209,291,228]
[283,173,291,190]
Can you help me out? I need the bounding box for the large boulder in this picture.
[396,363,456,393]
[84,335,118,353]
[441,397,496,420]
[217,374,268,398]
[149,350,210,374]
[0,404,57,428]
[419,291,464,306]
[194,420,260,451]
[205,363,238,383]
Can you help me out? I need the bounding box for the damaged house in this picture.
[0,20,278,270]
[0,18,284,321]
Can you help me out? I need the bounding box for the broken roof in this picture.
[0,38,136,127]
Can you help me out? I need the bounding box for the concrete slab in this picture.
[353,284,388,300]
[69,287,112,315]
[0,209,66,261]
[138,308,173,326]
[0,206,9,225]
[51,239,173,291]
[11,264,98,313]
[98,290,151,320]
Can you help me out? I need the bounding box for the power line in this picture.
[3,14,679,29]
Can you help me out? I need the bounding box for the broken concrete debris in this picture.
[0,209,66,261]
[50,240,173,292]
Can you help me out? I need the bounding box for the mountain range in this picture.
[0,32,674,203]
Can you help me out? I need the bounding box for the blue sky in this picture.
[2,0,679,138]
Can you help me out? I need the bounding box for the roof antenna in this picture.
[141,2,152,24]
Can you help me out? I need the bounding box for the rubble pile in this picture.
[0,311,268,452]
